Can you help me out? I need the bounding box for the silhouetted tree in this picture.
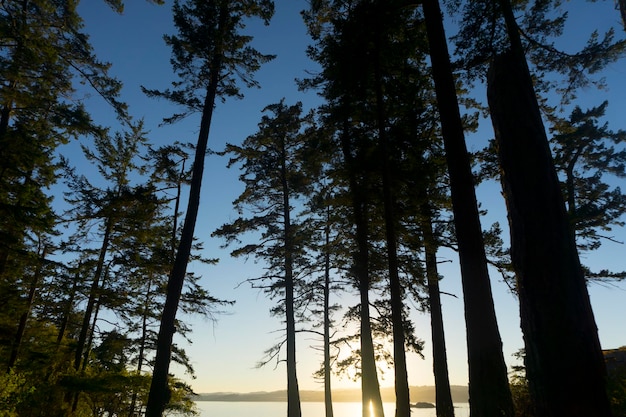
[486,1,613,415]
[551,102,626,263]
[214,101,316,417]
[421,1,515,415]
[141,1,274,415]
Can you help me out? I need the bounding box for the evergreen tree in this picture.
[62,123,149,374]
[301,5,387,409]
[484,0,615,414]
[0,0,122,357]
[551,101,626,261]
[213,101,314,417]
[141,1,274,415]
[420,1,515,415]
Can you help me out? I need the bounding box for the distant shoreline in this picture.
[194,385,469,403]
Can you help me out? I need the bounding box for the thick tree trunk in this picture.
[145,64,220,417]
[358,260,385,417]
[421,1,514,416]
[619,0,626,32]
[487,49,611,417]
[420,207,455,417]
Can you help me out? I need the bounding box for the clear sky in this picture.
[72,0,626,394]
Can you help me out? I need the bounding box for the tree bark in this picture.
[280,132,302,417]
[420,206,455,417]
[145,56,221,417]
[7,245,47,371]
[323,218,334,417]
[339,126,385,417]
[487,47,611,417]
[421,1,514,416]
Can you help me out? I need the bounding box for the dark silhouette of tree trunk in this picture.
[339,125,385,417]
[74,219,112,371]
[619,0,626,31]
[486,2,612,415]
[372,37,410,417]
[421,1,514,416]
[128,278,152,417]
[57,266,80,347]
[420,204,455,417]
[145,75,219,417]
[145,1,273,411]
[323,217,334,417]
[280,131,303,417]
[7,244,48,372]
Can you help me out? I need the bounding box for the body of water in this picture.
[195,401,470,417]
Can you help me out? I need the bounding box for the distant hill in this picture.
[195,385,469,403]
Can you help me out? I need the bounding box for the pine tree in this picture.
[485,1,614,414]
[142,1,274,415]
[421,1,515,415]
[551,101,626,260]
[213,101,314,417]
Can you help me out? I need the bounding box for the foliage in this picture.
[213,100,315,366]
[448,0,626,103]
[0,371,34,417]
[551,101,626,253]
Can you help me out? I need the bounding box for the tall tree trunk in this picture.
[129,278,152,417]
[339,126,385,417]
[57,266,80,347]
[145,37,222,416]
[487,3,611,414]
[7,244,47,371]
[373,42,410,417]
[421,1,514,416]
[420,205,455,417]
[82,265,108,373]
[280,135,302,417]
[74,219,112,371]
[323,218,334,417]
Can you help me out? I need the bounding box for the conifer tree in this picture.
[142,1,274,415]
[551,101,626,259]
[485,2,615,414]
[441,0,625,414]
[0,0,123,375]
[420,1,515,415]
[213,101,314,417]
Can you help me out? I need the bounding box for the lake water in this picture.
[195,401,470,417]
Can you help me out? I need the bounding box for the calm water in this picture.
[195,401,470,417]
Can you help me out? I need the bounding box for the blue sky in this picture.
[71,0,626,394]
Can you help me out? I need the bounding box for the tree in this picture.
[420,1,515,415]
[486,1,613,414]
[62,123,149,375]
[304,7,383,406]
[0,0,122,357]
[550,101,626,264]
[142,1,274,415]
[214,100,314,417]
